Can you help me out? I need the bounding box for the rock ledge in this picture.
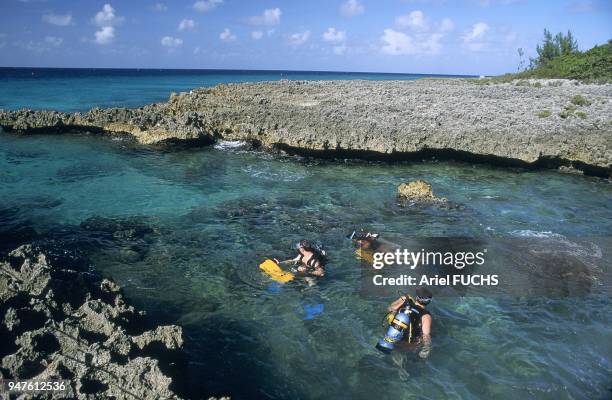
[0,245,187,399]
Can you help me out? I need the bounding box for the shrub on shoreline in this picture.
[571,95,591,106]
[537,110,551,118]
[471,34,611,84]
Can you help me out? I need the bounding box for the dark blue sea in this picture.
[0,67,471,112]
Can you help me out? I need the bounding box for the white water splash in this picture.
[509,230,561,238]
[214,140,248,150]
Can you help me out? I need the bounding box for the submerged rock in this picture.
[0,244,187,399]
[398,180,447,203]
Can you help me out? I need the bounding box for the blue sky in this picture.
[0,0,610,75]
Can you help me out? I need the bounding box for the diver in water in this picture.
[276,239,326,277]
[349,230,400,264]
[386,287,433,359]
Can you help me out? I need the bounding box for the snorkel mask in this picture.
[347,231,379,241]
[296,240,311,250]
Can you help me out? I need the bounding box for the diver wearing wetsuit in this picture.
[388,287,433,359]
[277,239,326,277]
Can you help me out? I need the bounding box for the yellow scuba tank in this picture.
[355,248,375,264]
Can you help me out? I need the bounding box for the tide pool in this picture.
[1,133,610,399]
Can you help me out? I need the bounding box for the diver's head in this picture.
[348,231,379,249]
[296,239,312,253]
[415,287,433,306]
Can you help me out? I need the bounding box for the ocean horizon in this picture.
[0,67,475,112]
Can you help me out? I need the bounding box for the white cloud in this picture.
[396,10,428,31]
[44,36,63,46]
[42,13,72,26]
[247,8,282,26]
[161,36,183,47]
[178,19,195,31]
[333,44,347,55]
[322,27,346,43]
[420,32,443,54]
[94,26,115,45]
[193,0,223,12]
[462,22,489,50]
[94,4,123,27]
[381,29,417,55]
[340,0,364,17]
[440,18,454,32]
[251,31,264,40]
[153,3,168,12]
[287,30,310,46]
[322,28,348,55]
[381,11,451,56]
[463,22,489,42]
[219,28,237,42]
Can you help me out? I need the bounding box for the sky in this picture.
[0,0,610,75]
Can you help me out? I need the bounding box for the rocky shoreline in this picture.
[0,245,190,399]
[1,78,610,176]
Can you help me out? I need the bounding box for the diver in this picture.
[276,239,326,278]
[349,230,399,264]
[378,287,433,358]
[350,231,381,251]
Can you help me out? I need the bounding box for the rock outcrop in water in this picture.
[398,180,447,203]
[0,245,186,399]
[0,79,610,176]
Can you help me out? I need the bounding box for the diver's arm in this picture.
[419,314,432,359]
[310,262,325,277]
[276,255,300,265]
[388,296,407,312]
[296,261,325,277]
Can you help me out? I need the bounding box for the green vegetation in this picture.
[537,110,551,118]
[471,31,611,83]
[575,111,587,119]
[559,104,577,119]
[532,29,579,68]
[518,38,612,82]
[570,95,591,106]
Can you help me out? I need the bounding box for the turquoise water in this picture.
[0,68,471,112]
[1,133,610,399]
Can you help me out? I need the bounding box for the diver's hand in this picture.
[273,258,280,264]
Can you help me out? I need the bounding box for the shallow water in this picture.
[1,133,611,399]
[0,68,471,112]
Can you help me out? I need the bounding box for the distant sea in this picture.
[0,67,474,112]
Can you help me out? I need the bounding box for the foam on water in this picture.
[214,140,249,150]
